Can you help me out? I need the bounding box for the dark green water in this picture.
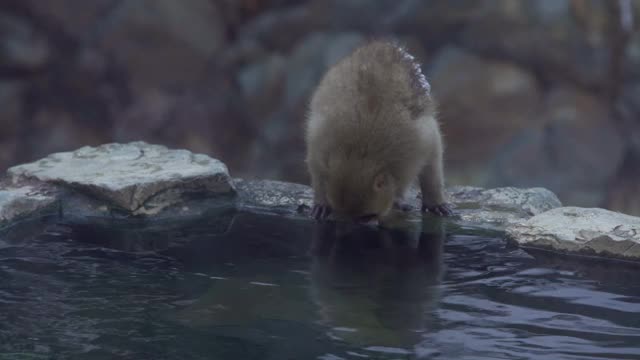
[1,211,639,359]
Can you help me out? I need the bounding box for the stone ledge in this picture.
[447,186,562,228]
[506,207,640,261]
[234,178,313,214]
[4,142,640,263]
[233,179,562,229]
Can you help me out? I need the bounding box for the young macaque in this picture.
[305,40,453,223]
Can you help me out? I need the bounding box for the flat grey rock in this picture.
[8,142,234,214]
[448,186,562,228]
[0,185,57,226]
[234,179,561,229]
[234,178,313,214]
[506,207,640,261]
[395,185,561,229]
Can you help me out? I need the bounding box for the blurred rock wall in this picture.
[1,0,639,214]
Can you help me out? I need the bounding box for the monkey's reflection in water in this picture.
[309,218,445,349]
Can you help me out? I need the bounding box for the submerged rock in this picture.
[506,207,640,261]
[8,142,234,215]
[0,185,57,226]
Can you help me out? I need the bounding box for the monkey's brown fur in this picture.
[305,40,452,221]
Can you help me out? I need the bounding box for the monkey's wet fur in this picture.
[306,40,453,223]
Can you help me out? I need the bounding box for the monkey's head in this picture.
[325,162,395,223]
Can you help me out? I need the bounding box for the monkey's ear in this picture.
[373,173,389,191]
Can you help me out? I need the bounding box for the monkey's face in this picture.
[327,173,395,223]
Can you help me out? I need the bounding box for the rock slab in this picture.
[235,178,313,210]
[448,186,562,227]
[8,142,234,214]
[0,186,57,225]
[234,179,561,229]
[507,207,640,261]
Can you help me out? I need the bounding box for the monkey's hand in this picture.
[422,203,454,217]
[311,204,332,220]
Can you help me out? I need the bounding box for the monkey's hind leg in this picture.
[310,172,332,220]
[419,155,453,217]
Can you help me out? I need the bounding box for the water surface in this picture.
[1,212,639,359]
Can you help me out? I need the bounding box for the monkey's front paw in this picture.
[311,204,332,220]
[422,203,454,217]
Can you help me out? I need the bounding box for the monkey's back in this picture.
[306,41,438,184]
[310,41,433,122]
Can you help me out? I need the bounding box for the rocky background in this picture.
[1,0,639,215]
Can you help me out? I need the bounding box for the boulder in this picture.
[605,83,640,216]
[238,54,287,120]
[309,0,408,31]
[0,12,50,70]
[460,0,611,88]
[490,86,625,207]
[246,31,365,182]
[427,46,540,184]
[97,0,226,91]
[283,31,365,110]
[506,207,640,261]
[384,0,486,46]
[23,0,115,37]
[114,78,253,175]
[236,5,314,52]
[627,32,640,80]
[8,142,235,215]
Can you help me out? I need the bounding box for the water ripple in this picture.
[0,215,639,359]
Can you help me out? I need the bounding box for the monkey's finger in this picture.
[422,203,454,217]
[435,204,454,216]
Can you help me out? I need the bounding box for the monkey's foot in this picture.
[393,200,414,212]
[311,204,332,220]
[422,203,454,217]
